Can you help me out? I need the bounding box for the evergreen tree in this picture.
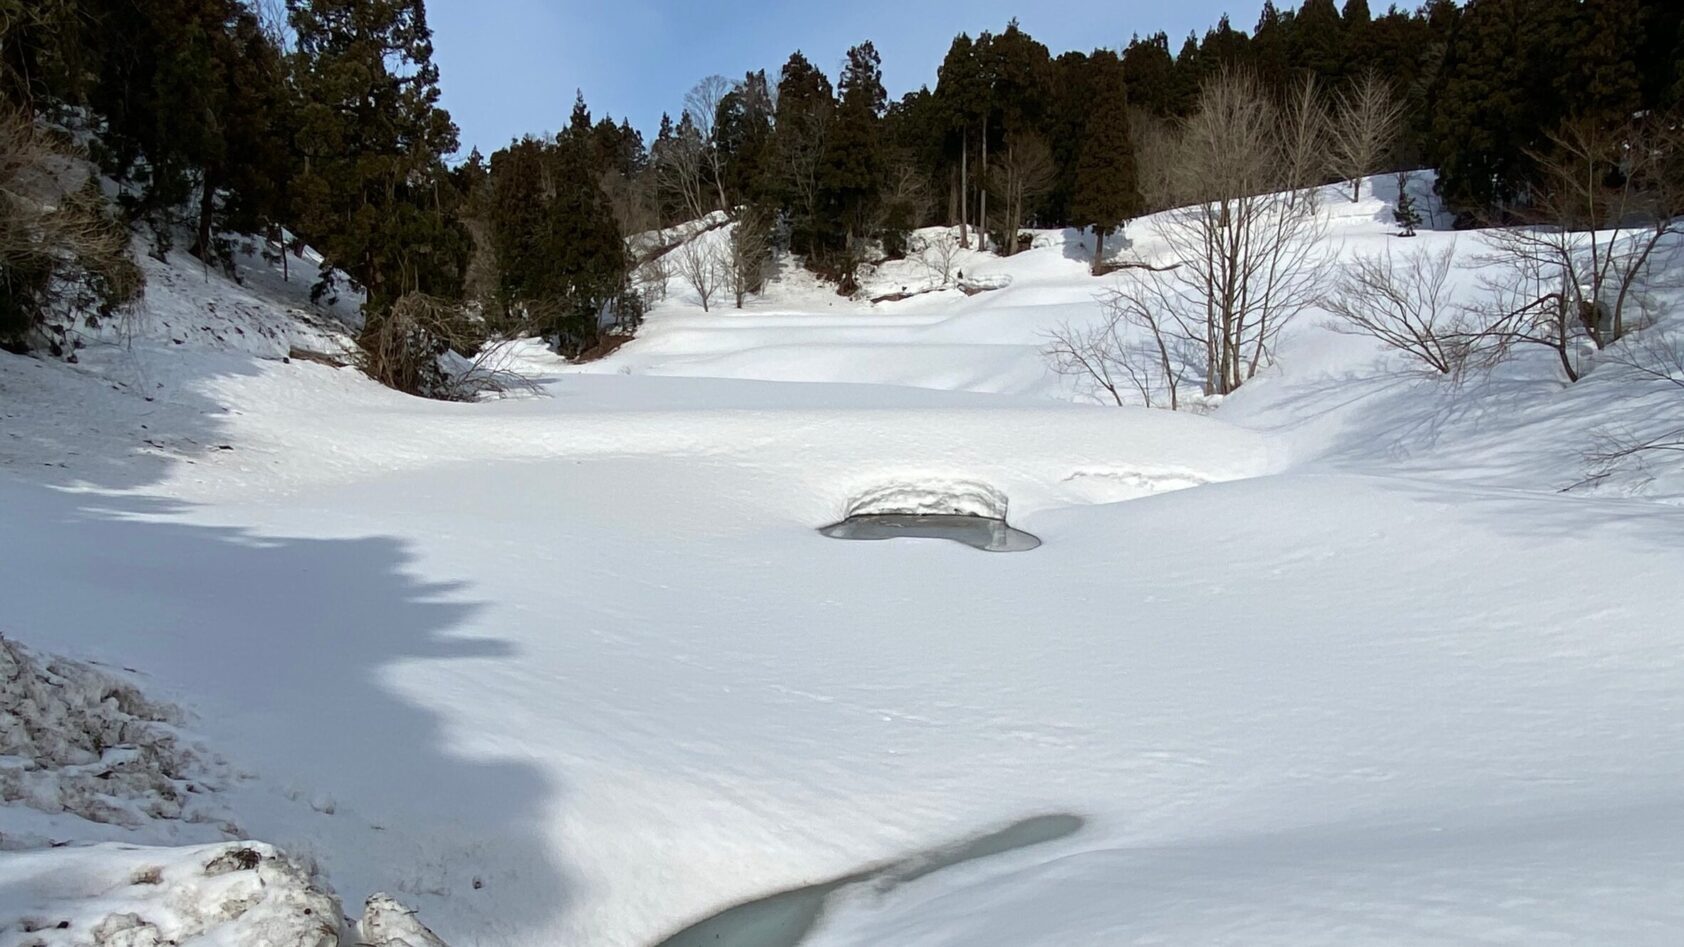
[1044,51,1095,224]
[1122,33,1177,116]
[772,51,835,254]
[1292,0,1348,83]
[1251,3,1294,87]
[715,70,775,208]
[567,90,592,141]
[1169,33,1203,114]
[1198,16,1251,78]
[288,0,468,313]
[488,136,626,355]
[1427,0,1576,216]
[1567,0,1644,125]
[1393,172,1421,236]
[936,33,987,245]
[986,21,1052,139]
[1070,51,1142,274]
[0,0,101,111]
[818,41,887,263]
[1674,18,1684,105]
[1635,0,1684,106]
[1341,0,1376,71]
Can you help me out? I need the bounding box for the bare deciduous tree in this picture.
[728,211,772,308]
[1149,68,1334,396]
[988,133,1056,255]
[1578,329,1684,486]
[656,121,709,224]
[1279,74,1332,209]
[1324,244,1487,378]
[1129,108,1181,215]
[917,229,962,286]
[675,238,726,312]
[683,75,732,214]
[1329,71,1403,203]
[1045,286,1189,410]
[636,254,671,302]
[1472,115,1684,381]
[601,168,659,238]
[775,107,829,232]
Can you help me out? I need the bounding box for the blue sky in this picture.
[427,0,1260,155]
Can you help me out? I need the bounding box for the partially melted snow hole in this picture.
[820,481,1041,552]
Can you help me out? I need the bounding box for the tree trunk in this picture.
[948,166,959,228]
[959,135,970,248]
[1091,229,1105,275]
[979,115,989,251]
[192,176,215,267]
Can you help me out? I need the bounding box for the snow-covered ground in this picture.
[3,178,1683,945]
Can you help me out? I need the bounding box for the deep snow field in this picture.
[3,179,1683,946]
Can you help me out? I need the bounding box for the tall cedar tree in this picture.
[1569,0,1644,124]
[818,41,887,262]
[1044,51,1095,223]
[1250,4,1293,88]
[488,135,626,355]
[1122,34,1178,117]
[287,0,468,314]
[1169,34,1203,114]
[1199,17,1251,79]
[86,0,289,257]
[715,71,776,208]
[936,33,987,246]
[773,51,835,254]
[1070,51,1142,274]
[1293,0,1348,83]
[1428,0,1577,216]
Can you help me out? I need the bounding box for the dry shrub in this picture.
[357,292,478,397]
[0,108,141,351]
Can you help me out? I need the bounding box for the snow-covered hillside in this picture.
[2,178,1683,946]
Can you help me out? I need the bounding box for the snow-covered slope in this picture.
[2,177,1682,946]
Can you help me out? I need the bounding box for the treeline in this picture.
[4,0,1684,392]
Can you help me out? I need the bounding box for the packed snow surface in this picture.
[3,179,1683,945]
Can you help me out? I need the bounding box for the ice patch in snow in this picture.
[819,514,1042,553]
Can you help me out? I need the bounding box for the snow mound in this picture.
[0,638,230,847]
[0,840,341,947]
[842,480,1010,519]
[359,893,450,947]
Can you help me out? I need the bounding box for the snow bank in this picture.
[0,841,341,947]
[842,480,1010,519]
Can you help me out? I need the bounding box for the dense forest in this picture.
[3,0,1684,392]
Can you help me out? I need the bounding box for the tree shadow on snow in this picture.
[0,483,570,944]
